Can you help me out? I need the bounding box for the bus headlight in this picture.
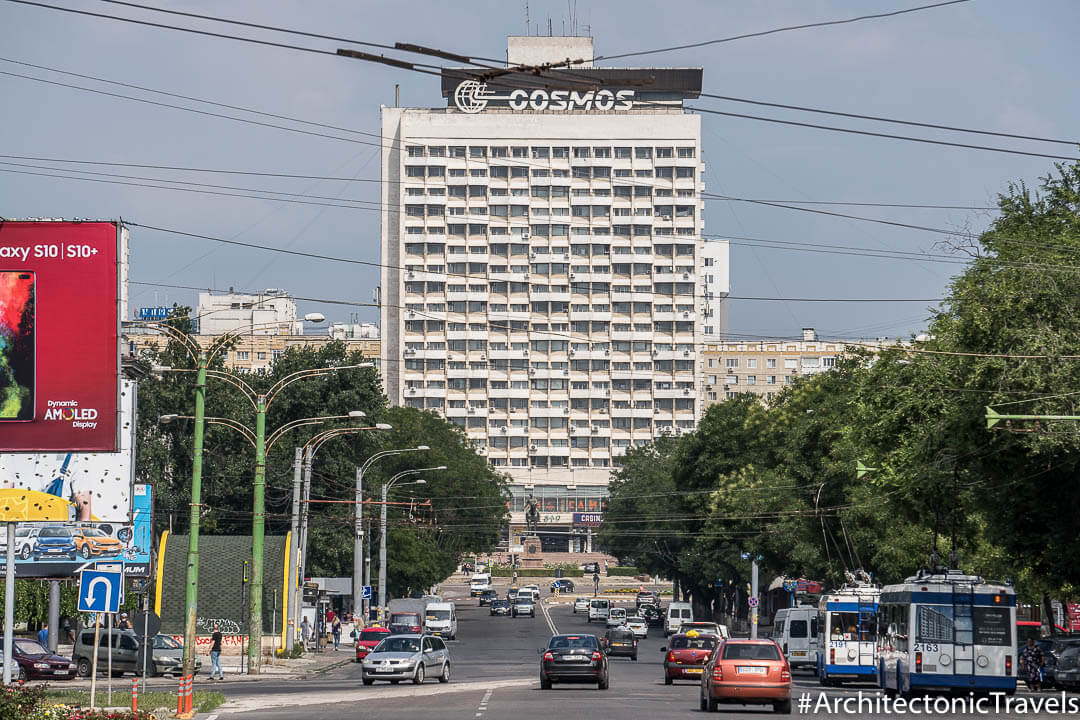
[939,654,951,667]
[847,649,857,660]
[976,655,989,668]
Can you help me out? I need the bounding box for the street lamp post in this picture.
[350,447,429,620]
[378,466,446,616]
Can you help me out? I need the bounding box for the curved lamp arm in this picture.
[264,363,374,411]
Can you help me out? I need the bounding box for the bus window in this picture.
[832,612,858,639]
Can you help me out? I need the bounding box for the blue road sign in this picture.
[78,569,123,613]
[361,586,372,600]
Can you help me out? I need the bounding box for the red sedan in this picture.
[700,639,792,714]
[354,627,391,663]
[663,631,718,684]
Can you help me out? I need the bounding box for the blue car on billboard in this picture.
[32,526,77,561]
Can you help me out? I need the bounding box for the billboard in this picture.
[0,379,136,522]
[0,220,125,451]
[0,483,152,578]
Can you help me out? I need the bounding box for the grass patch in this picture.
[44,688,226,713]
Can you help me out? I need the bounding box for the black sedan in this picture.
[0,638,75,681]
[478,589,498,606]
[540,634,609,690]
[490,599,511,616]
[639,603,664,628]
[550,579,575,594]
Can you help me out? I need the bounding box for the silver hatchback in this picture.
[360,634,450,685]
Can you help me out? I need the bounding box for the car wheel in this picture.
[77,658,92,678]
[598,672,609,690]
[80,545,91,559]
[540,674,552,690]
[664,674,673,685]
[362,677,374,686]
[413,664,425,685]
[17,666,28,682]
[439,662,450,683]
[20,546,31,560]
[774,700,792,714]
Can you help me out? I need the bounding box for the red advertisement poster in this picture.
[0,221,121,451]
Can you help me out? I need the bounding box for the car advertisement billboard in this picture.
[0,379,136,523]
[0,483,152,578]
[0,220,125,451]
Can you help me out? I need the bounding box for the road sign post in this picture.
[78,567,122,708]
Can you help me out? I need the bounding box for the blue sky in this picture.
[2,0,1076,341]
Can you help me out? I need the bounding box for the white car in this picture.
[573,597,590,614]
[606,607,627,628]
[625,616,648,639]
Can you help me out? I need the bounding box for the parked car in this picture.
[573,597,590,614]
[490,599,511,616]
[478,589,498,606]
[582,562,600,574]
[539,634,609,690]
[33,526,76,561]
[0,638,75,681]
[354,627,391,663]
[550,579,575,594]
[663,631,719,685]
[604,627,638,661]
[700,638,791,714]
[71,526,124,559]
[1054,646,1080,690]
[73,629,197,678]
[140,634,200,676]
[360,634,450,685]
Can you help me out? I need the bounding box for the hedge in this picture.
[607,566,640,576]
[490,567,584,578]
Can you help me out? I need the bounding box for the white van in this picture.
[588,598,610,623]
[424,602,457,639]
[469,573,491,597]
[773,605,819,670]
[665,602,694,635]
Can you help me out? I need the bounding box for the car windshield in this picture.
[375,638,420,654]
[671,636,717,650]
[492,600,508,607]
[14,639,48,655]
[153,635,182,649]
[360,630,389,642]
[39,528,71,538]
[627,617,644,624]
[610,609,625,616]
[722,643,782,660]
[389,613,419,624]
[549,635,598,651]
[428,610,451,620]
[82,528,107,537]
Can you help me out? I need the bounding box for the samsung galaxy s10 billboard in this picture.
[0,221,125,451]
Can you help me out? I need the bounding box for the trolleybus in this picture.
[817,572,880,685]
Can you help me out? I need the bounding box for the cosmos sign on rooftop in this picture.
[453,80,635,114]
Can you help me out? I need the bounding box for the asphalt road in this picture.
[210,582,1077,719]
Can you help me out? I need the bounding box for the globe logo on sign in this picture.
[454,80,491,114]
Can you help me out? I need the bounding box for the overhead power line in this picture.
[700,93,1079,147]
[566,0,973,64]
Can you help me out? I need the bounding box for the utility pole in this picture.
[248,394,267,673]
[298,446,313,638]
[183,351,207,679]
[353,467,364,618]
[286,447,302,653]
[750,558,760,639]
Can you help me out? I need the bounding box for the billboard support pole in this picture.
[182,354,207,680]
[2,523,14,685]
[48,580,60,653]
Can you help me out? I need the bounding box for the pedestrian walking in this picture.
[301,617,312,650]
[37,623,49,647]
[116,612,131,630]
[210,624,224,680]
[332,615,342,651]
[1020,637,1045,691]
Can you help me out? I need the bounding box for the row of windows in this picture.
[403,243,697,256]
[405,145,697,159]
[404,293,697,307]
[405,226,698,237]
[401,359,697,373]
[407,340,694,352]
[708,375,793,386]
[705,357,838,369]
[405,187,696,199]
[400,179,694,200]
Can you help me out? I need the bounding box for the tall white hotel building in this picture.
[381,36,729,551]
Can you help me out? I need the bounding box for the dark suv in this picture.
[479,589,498,606]
[604,627,638,661]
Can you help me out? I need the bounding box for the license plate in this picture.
[792,651,806,656]
[561,655,585,661]
[738,666,767,674]
[375,666,394,673]
[614,643,630,647]
[685,668,703,674]
[53,669,69,674]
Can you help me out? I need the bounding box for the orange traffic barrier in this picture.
[131,677,138,712]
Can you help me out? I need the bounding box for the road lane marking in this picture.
[218,677,533,714]
[539,597,559,636]
[475,687,493,718]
